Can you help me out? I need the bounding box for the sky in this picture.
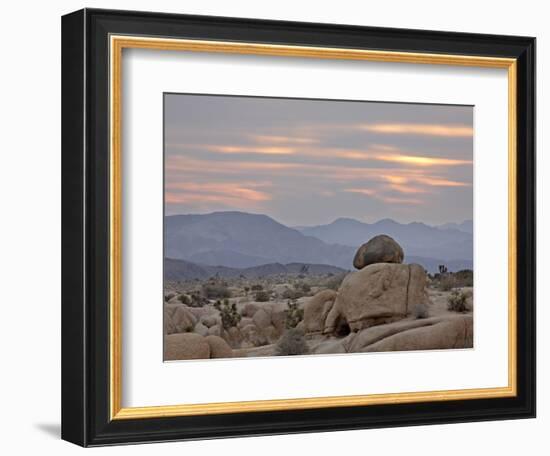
[164,94,473,226]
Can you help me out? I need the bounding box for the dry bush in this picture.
[254,290,270,302]
[447,290,469,313]
[323,272,347,291]
[202,283,231,299]
[453,269,474,287]
[439,274,457,291]
[275,329,309,356]
[282,288,304,300]
[177,294,191,305]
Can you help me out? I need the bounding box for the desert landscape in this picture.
[163,217,473,361]
[163,94,474,361]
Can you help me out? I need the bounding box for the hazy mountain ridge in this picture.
[165,258,347,281]
[296,217,473,262]
[165,212,355,269]
[165,212,472,273]
[436,220,473,234]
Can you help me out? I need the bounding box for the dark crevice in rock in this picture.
[405,264,412,314]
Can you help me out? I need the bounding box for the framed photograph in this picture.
[61,8,535,446]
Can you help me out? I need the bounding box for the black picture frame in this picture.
[62,8,536,447]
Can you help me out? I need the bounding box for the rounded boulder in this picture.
[353,235,404,270]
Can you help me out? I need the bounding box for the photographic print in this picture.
[163,94,474,361]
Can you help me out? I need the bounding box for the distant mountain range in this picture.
[165,212,473,274]
[296,217,472,262]
[165,258,346,281]
[436,220,473,234]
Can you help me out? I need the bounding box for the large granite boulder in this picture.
[164,333,211,360]
[353,235,404,270]
[303,289,337,335]
[325,263,430,333]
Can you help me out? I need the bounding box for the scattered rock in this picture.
[208,324,222,337]
[164,333,210,360]
[205,335,233,358]
[194,322,209,337]
[252,308,271,330]
[164,304,198,334]
[201,314,220,328]
[241,303,260,318]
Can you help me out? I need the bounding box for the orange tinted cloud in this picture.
[166,181,271,207]
[375,154,472,166]
[386,183,428,194]
[344,188,377,196]
[414,176,469,187]
[250,135,319,145]
[204,145,295,155]
[361,123,473,137]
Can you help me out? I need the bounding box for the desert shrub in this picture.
[188,292,208,307]
[412,302,429,319]
[164,292,176,302]
[454,269,474,287]
[284,298,304,329]
[214,298,242,329]
[293,282,311,293]
[275,329,309,356]
[254,290,270,302]
[251,284,263,291]
[324,273,347,291]
[447,290,469,313]
[282,288,303,300]
[202,283,231,300]
[177,294,191,305]
[438,274,457,291]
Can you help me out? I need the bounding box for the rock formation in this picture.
[325,262,430,333]
[353,234,404,269]
[163,234,473,360]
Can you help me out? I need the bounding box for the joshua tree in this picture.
[214,298,241,329]
[285,298,304,329]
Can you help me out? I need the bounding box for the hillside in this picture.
[165,258,347,281]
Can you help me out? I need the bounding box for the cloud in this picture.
[375,154,472,166]
[344,188,423,205]
[168,143,295,155]
[360,123,474,137]
[413,176,470,187]
[249,135,319,145]
[165,181,272,208]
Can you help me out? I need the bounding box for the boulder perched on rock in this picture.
[303,289,337,335]
[325,263,430,333]
[353,235,404,270]
[164,333,211,360]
